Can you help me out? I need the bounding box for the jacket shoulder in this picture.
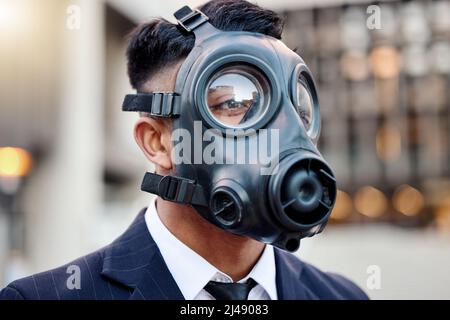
[281,251,369,300]
[0,248,114,300]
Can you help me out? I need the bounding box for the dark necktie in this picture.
[204,278,257,300]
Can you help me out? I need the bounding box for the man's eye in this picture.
[211,99,241,110]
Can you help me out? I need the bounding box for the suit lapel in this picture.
[129,250,184,300]
[101,209,184,300]
[274,248,311,300]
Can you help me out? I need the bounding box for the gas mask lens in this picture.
[206,65,270,128]
[295,78,314,132]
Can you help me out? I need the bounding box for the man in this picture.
[0,0,368,300]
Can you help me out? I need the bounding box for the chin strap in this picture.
[141,172,208,206]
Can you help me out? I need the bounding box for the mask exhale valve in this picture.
[269,153,336,238]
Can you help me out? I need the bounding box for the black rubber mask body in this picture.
[122,8,337,252]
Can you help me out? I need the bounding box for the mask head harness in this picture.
[122,6,337,252]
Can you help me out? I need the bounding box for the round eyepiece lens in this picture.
[295,79,314,132]
[205,65,270,128]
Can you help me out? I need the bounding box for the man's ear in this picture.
[134,117,172,172]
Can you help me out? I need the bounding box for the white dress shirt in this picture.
[144,198,278,300]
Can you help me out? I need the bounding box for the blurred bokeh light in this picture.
[0,148,32,178]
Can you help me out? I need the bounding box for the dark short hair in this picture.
[126,0,284,90]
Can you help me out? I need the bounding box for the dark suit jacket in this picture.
[0,209,368,300]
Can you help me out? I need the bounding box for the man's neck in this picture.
[155,197,265,282]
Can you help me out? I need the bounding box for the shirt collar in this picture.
[240,239,277,300]
[144,198,277,300]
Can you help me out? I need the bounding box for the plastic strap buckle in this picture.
[174,6,209,33]
[151,92,180,117]
[158,175,196,204]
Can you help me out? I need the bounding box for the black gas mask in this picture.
[122,6,337,252]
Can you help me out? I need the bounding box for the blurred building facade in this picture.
[283,0,450,229]
[0,0,449,298]
[0,0,146,284]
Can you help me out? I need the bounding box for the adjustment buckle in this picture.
[151,92,180,117]
[158,176,196,204]
[174,6,209,33]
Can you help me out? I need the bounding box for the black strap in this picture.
[141,172,207,206]
[174,6,209,33]
[122,93,181,118]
